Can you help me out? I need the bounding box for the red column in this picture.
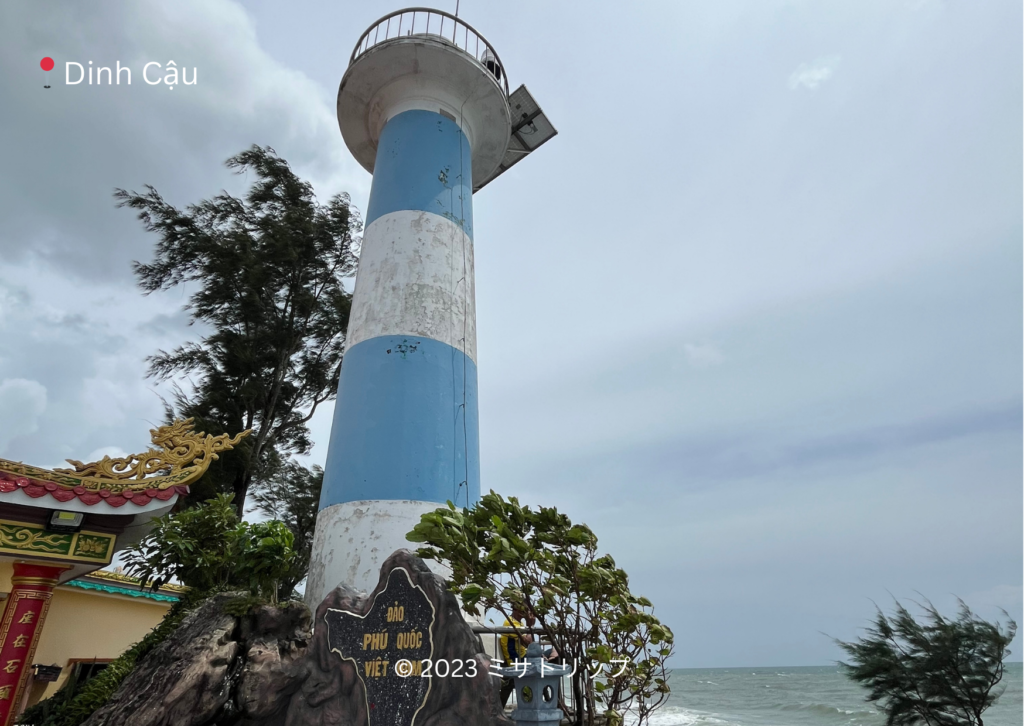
[0,562,68,726]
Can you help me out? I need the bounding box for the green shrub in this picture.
[122,494,296,603]
[408,491,674,726]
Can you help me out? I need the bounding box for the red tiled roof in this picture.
[0,474,187,508]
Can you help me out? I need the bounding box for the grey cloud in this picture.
[136,307,208,337]
[683,342,726,369]
[0,0,366,474]
[508,427,1022,667]
[0,379,48,455]
[0,261,189,467]
[0,0,366,282]
[532,401,1021,495]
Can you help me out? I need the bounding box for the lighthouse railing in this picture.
[350,7,510,98]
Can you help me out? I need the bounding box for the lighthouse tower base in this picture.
[305,500,450,605]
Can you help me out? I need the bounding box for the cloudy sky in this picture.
[1,0,1020,667]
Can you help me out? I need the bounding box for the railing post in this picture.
[346,9,509,99]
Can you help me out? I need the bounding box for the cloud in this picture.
[81,375,135,428]
[0,379,47,455]
[80,446,130,464]
[788,55,841,90]
[962,584,1023,613]
[0,0,366,282]
[0,259,185,467]
[581,397,1019,493]
[0,0,366,471]
[683,341,725,369]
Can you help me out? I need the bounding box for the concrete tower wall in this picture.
[307,109,480,603]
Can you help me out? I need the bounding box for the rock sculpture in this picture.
[82,550,511,726]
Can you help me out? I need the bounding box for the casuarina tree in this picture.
[116,145,360,515]
[836,598,1017,726]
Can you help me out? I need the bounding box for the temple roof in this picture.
[65,569,185,602]
[0,419,249,509]
[65,579,180,603]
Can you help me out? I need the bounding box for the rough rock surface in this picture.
[82,592,245,726]
[82,550,511,726]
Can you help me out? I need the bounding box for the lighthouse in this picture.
[306,8,556,605]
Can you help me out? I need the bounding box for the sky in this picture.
[0,0,1020,668]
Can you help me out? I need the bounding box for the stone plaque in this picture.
[325,567,436,726]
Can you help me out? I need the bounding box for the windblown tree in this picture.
[116,145,360,515]
[837,599,1017,726]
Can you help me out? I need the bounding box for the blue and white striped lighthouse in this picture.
[307,8,556,605]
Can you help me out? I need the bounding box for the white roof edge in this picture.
[0,487,181,516]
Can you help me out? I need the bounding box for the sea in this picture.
[644,663,1023,726]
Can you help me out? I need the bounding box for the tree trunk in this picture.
[573,671,585,725]
[233,469,252,518]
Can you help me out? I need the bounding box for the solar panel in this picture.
[474,84,558,191]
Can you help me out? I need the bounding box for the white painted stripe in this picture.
[305,500,451,607]
[347,209,477,362]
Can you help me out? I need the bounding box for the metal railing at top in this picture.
[350,8,510,98]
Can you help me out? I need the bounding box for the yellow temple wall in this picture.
[27,586,173,704]
[0,561,13,593]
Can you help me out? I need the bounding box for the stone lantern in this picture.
[496,642,572,723]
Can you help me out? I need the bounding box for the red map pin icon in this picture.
[40,57,54,71]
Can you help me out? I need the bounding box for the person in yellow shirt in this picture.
[499,605,532,707]
[498,606,560,707]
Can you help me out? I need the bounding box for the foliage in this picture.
[121,494,297,603]
[220,593,270,618]
[116,145,360,514]
[19,507,302,726]
[407,491,674,726]
[251,460,323,600]
[836,598,1017,726]
[16,587,209,726]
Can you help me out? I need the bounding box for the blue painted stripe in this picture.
[365,110,473,240]
[320,335,480,509]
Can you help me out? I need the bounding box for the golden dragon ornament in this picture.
[0,419,250,495]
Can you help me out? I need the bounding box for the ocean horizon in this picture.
[643,662,1023,726]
